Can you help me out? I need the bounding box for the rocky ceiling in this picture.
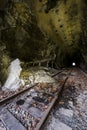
[0,0,87,83]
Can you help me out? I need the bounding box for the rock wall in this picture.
[0,0,56,84]
[1,1,55,61]
[0,0,87,84]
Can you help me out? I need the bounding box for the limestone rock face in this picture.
[33,0,86,67]
[0,0,56,84]
[0,0,87,84]
[1,1,55,61]
[0,43,11,84]
[0,0,8,10]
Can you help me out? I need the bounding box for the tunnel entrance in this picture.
[62,51,83,68]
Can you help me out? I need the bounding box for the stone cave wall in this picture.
[0,0,56,84]
[0,0,87,84]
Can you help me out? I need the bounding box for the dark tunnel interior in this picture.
[59,51,84,68]
[0,0,87,84]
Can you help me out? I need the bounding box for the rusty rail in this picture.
[0,84,37,105]
[0,69,71,130]
[35,76,69,130]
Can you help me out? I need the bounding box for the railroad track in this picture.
[0,69,72,130]
[0,70,63,105]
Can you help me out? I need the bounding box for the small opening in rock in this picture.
[65,11,67,14]
[39,0,42,2]
[64,37,67,39]
[55,9,59,13]
[58,19,61,22]
[60,25,63,28]
[45,9,49,13]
